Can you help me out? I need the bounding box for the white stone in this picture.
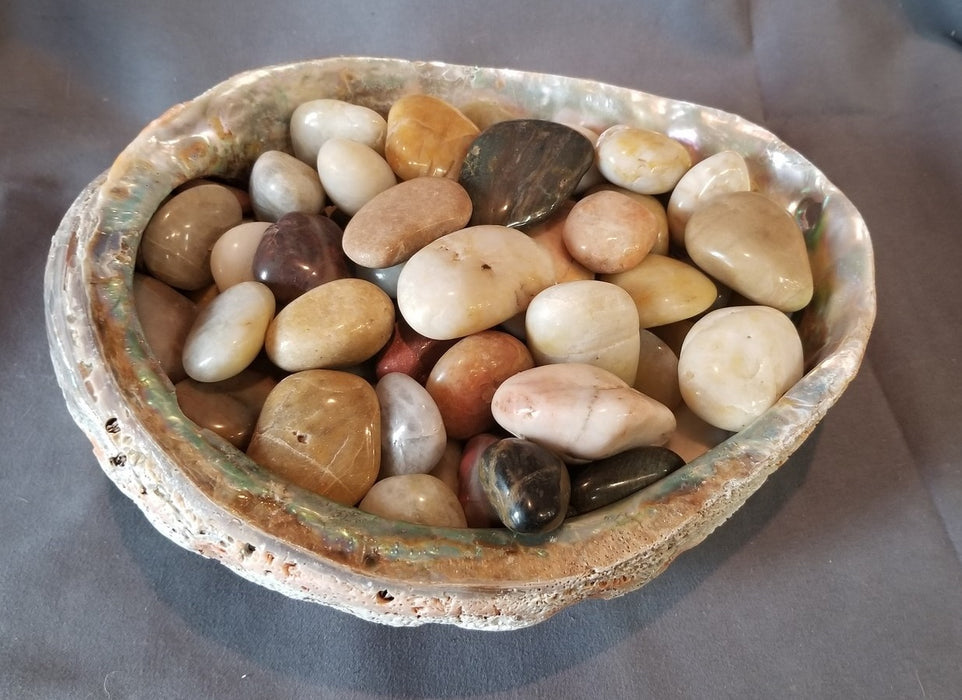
[376,372,448,478]
[249,150,325,222]
[316,138,397,216]
[290,98,388,163]
[210,221,271,291]
[667,150,751,246]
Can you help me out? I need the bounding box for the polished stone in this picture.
[522,200,594,284]
[316,137,397,216]
[685,191,814,312]
[376,372,448,479]
[491,363,676,462]
[247,370,380,506]
[458,433,502,528]
[667,149,751,246]
[290,98,387,163]
[141,183,243,290]
[586,183,670,255]
[358,474,467,528]
[210,221,271,291]
[633,329,682,409]
[265,278,395,372]
[426,330,534,440]
[524,280,640,385]
[429,438,463,495]
[595,125,692,194]
[567,445,685,516]
[562,189,658,273]
[459,119,594,228]
[385,94,480,180]
[355,261,406,299]
[252,212,350,305]
[479,437,571,534]
[132,273,197,384]
[342,177,473,268]
[374,318,456,384]
[249,149,325,222]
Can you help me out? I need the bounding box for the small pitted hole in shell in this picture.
[244,543,256,555]
[376,590,394,603]
[105,417,120,434]
[109,453,126,467]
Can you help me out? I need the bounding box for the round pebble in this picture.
[358,474,467,528]
[316,138,397,216]
[376,372,448,479]
[595,124,692,194]
[562,189,658,274]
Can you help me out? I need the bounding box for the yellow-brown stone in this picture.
[385,94,480,180]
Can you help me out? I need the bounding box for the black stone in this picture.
[458,119,594,228]
[567,446,686,516]
[479,438,571,535]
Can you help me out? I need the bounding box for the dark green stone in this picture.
[479,438,571,534]
[458,119,594,228]
[567,446,686,516]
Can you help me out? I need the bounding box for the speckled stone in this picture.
[567,445,685,516]
[561,189,658,274]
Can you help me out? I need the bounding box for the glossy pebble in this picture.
[587,183,670,255]
[210,221,271,291]
[249,150,325,222]
[601,254,718,328]
[522,201,594,284]
[429,439,463,494]
[678,305,804,431]
[685,191,814,312]
[562,189,658,274]
[567,445,686,516]
[375,318,456,384]
[560,122,605,193]
[358,474,467,528]
[397,225,555,340]
[290,98,387,163]
[426,330,534,440]
[342,177,473,268]
[376,372,447,479]
[265,278,395,372]
[667,149,751,246]
[458,433,502,528]
[459,119,594,228]
[247,370,380,506]
[595,125,692,194]
[182,281,275,383]
[132,273,197,383]
[492,363,676,462]
[633,329,682,409]
[479,438,571,534]
[252,212,350,305]
[524,280,640,385]
[385,94,480,180]
[141,183,243,290]
[316,138,397,216]
[355,261,405,299]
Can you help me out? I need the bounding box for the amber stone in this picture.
[252,212,350,305]
[385,94,480,180]
[458,119,594,228]
[479,438,571,534]
[567,446,685,516]
[247,370,380,506]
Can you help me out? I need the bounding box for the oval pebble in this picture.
[522,201,594,284]
[562,189,658,274]
[249,149,325,222]
[595,125,692,195]
[132,273,197,383]
[316,138,397,216]
[376,372,447,479]
[667,149,751,246]
[567,445,686,516]
[359,474,467,528]
[210,221,272,291]
[385,94,480,180]
[290,98,387,163]
[586,183,670,255]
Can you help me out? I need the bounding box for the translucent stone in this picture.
[385,94,480,180]
[182,281,275,383]
[247,370,380,506]
[316,138,397,216]
[249,150,325,222]
[358,474,467,528]
[524,280,640,385]
[132,273,197,383]
[667,149,751,246]
[376,372,447,479]
[290,98,387,163]
[562,189,658,274]
[595,125,692,194]
[678,305,804,431]
[210,221,271,291]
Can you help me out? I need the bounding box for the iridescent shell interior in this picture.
[44,57,876,630]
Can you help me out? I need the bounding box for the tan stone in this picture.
[562,190,658,274]
[602,254,717,328]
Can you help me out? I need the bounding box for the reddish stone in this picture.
[374,318,456,384]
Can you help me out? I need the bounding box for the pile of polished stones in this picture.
[133,93,813,535]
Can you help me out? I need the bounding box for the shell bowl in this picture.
[44,57,876,630]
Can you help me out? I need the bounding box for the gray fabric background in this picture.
[3,1,961,697]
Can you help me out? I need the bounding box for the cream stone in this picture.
[358,474,467,528]
[562,190,658,274]
[678,305,804,431]
[601,254,718,328]
[396,225,555,340]
[667,150,751,246]
[525,280,640,385]
[316,138,397,216]
[249,150,325,222]
[265,278,395,372]
[290,98,387,163]
[586,183,670,255]
[595,125,692,194]
[210,221,272,291]
[491,363,676,462]
[182,281,275,383]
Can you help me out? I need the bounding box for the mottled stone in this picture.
[252,212,350,305]
[491,363,676,462]
[132,273,197,383]
[249,150,325,222]
[342,177,473,268]
[426,330,534,440]
[678,305,804,431]
[290,98,387,163]
[358,474,467,528]
[459,119,594,228]
[182,281,275,383]
[374,318,456,384]
[396,225,555,340]
[601,254,718,328]
[562,189,658,274]
[479,438,571,534]
[595,125,692,195]
[265,278,395,372]
[522,200,594,284]
[567,446,685,516]
[587,183,670,255]
[376,372,447,479]
[316,138,397,216]
[210,221,271,291]
[685,191,813,312]
[458,433,502,528]
[667,149,751,246]
[174,366,278,449]
[524,280,640,385]
[385,94,480,180]
[633,329,682,409]
[247,370,380,506]
[141,183,243,290]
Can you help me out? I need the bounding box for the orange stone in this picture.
[385,94,480,180]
